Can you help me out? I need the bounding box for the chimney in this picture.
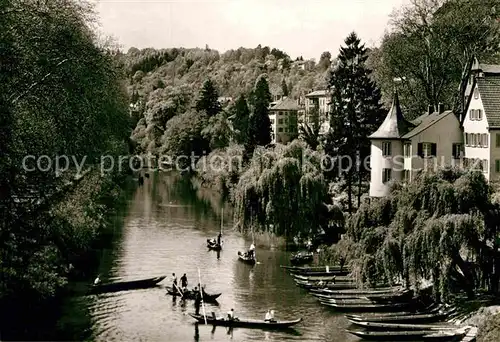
[438,103,445,114]
[428,105,434,114]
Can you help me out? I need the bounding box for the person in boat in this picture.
[180,273,188,291]
[248,243,255,258]
[194,288,202,315]
[227,308,238,321]
[217,232,222,246]
[264,309,275,322]
[171,273,178,293]
[94,274,101,285]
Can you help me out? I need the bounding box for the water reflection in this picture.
[57,171,356,341]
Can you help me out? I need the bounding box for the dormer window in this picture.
[474,88,480,99]
[469,109,483,120]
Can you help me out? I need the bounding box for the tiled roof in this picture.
[475,63,500,74]
[477,75,500,127]
[305,90,329,97]
[269,97,300,111]
[402,110,453,139]
[369,92,415,139]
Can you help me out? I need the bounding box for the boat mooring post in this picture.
[198,267,207,325]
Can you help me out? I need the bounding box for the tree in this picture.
[233,140,331,241]
[160,110,210,169]
[346,169,500,301]
[281,78,289,96]
[299,101,320,150]
[324,32,385,212]
[248,76,272,149]
[373,0,500,118]
[195,78,222,117]
[318,51,332,71]
[202,111,232,150]
[230,94,250,144]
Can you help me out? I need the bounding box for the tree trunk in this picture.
[347,172,353,213]
[357,172,362,209]
[452,253,476,299]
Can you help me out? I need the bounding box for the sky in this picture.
[93,0,409,60]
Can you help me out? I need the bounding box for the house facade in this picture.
[301,89,331,135]
[269,97,300,144]
[369,59,500,197]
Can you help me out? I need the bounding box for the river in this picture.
[58,172,356,342]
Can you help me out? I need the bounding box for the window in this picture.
[270,119,275,124]
[284,127,288,133]
[483,133,489,148]
[382,168,392,183]
[465,133,469,146]
[483,159,488,172]
[474,88,480,99]
[403,170,410,182]
[278,127,283,132]
[469,109,474,120]
[403,143,411,157]
[496,160,500,173]
[278,119,283,124]
[417,142,436,158]
[496,133,500,148]
[478,109,483,120]
[469,109,483,121]
[382,141,392,156]
[452,143,463,159]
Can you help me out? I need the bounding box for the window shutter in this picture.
[497,134,500,147]
[431,143,437,157]
[484,134,489,147]
[465,133,469,146]
[417,143,423,157]
[478,109,483,120]
[470,109,474,120]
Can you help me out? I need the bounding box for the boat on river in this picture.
[346,327,470,341]
[346,307,456,324]
[314,289,412,301]
[310,286,403,296]
[237,251,256,265]
[88,276,166,295]
[189,313,302,329]
[293,279,357,290]
[293,274,354,282]
[345,303,443,320]
[320,300,411,311]
[165,287,221,302]
[290,251,313,265]
[207,238,222,251]
[348,319,461,331]
[281,265,349,274]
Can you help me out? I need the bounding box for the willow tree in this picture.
[233,140,334,241]
[346,168,500,300]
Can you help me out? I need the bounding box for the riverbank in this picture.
[1,169,136,341]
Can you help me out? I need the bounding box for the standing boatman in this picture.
[171,273,178,293]
[180,273,188,291]
[194,289,202,315]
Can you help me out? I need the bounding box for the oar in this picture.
[198,267,207,325]
[173,281,184,298]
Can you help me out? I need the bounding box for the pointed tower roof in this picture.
[369,92,415,139]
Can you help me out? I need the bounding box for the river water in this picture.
[60,172,355,342]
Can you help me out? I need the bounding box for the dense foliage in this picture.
[232,140,342,240]
[338,169,500,300]
[0,1,131,338]
[369,0,500,118]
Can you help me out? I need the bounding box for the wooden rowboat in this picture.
[348,319,460,331]
[207,239,222,251]
[346,327,469,341]
[165,287,221,302]
[237,251,256,265]
[189,313,302,329]
[321,300,411,311]
[88,276,166,295]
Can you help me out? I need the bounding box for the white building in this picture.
[369,59,500,197]
[301,89,331,135]
[269,97,300,144]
